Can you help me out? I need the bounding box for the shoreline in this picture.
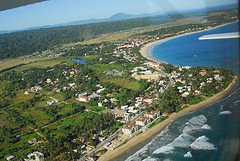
[97,22,238,161]
[140,22,235,64]
[98,76,238,161]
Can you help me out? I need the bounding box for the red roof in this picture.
[114,110,125,116]
[79,95,88,99]
[123,122,136,129]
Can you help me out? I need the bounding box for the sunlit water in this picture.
[114,23,240,161]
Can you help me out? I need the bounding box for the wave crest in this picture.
[190,135,216,150]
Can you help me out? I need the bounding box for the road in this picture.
[79,112,144,161]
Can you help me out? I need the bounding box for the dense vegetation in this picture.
[153,67,234,113]
[0,7,237,160]
[0,15,175,59]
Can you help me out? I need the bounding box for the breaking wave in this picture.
[153,115,208,154]
[190,135,216,150]
[153,145,174,154]
[201,124,212,130]
[184,151,192,158]
[125,127,170,161]
[219,110,232,115]
[142,156,159,161]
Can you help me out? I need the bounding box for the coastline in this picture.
[97,22,238,161]
[98,76,238,161]
[140,22,235,64]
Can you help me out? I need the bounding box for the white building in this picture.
[25,151,44,161]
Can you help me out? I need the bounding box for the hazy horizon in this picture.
[0,0,237,31]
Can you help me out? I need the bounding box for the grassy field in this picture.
[89,63,132,75]
[0,18,198,74]
[62,18,199,47]
[0,57,52,71]
[102,78,141,91]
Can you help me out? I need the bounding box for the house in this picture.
[6,155,15,161]
[110,98,118,104]
[97,88,106,94]
[88,93,100,100]
[47,100,58,105]
[24,89,31,95]
[193,90,201,95]
[122,122,138,135]
[181,91,190,97]
[135,102,142,108]
[28,138,38,145]
[30,86,43,92]
[207,78,213,83]
[25,151,44,161]
[78,95,89,102]
[114,109,125,118]
[214,74,222,81]
[121,105,128,111]
[145,110,161,119]
[135,116,151,126]
[46,78,52,83]
[128,106,138,114]
[124,113,130,122]
[106,93,113,97]
[98,102,103,107]
[143,98,153,104]
[199,69,207,76]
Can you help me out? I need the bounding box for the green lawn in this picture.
[102,78,141,91]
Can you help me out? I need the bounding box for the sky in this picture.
[0,0,237,31]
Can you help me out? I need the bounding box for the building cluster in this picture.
[6,151,44,161]
[122,110,161,135]
[24,86,43,95]
[77,84,106,102]
[116,38,152,49]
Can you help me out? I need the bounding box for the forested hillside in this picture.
[0,16,174,59]
[0,8,238,59]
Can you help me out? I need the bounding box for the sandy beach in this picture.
[140,23,234,64]
[98,22,238,161]
[98,76,237,161]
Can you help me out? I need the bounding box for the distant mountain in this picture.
[57,11,168,27]
[0,3,237,35]
[0,12,169,34]
[109,12,134,20]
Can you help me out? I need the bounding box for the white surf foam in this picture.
[153,115,209,154]
[188,115,207,126]
[170,132,194,147]
[153,144,174,154]
[126,127,170,160]
[201,124,212,130]
[233,100,240,104]
[184,151,192,158]
[190,135,216,150]
[142,156,159,161]
[219,110,232,115]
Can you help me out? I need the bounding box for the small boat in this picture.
[193,54,197,57]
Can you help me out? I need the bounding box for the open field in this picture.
[102,78,141,91]
[0,56,73,74]
[62,19,200,47]
[134,73,161,80]
[0,18,201,74]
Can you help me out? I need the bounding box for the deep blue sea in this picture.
[115,23,240,161]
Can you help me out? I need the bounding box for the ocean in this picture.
[114,22,240,161]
